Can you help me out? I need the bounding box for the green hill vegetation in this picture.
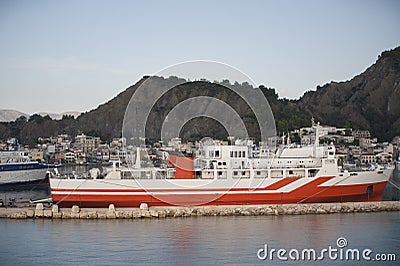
[1,47,399,144]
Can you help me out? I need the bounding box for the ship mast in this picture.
[312,118,320,157]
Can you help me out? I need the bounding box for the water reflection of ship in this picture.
[0,186,50,207]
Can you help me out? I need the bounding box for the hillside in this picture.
[0,47,399,144]
[299,47,400,140]
[0,110,29,122]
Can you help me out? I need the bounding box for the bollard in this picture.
[140,203,149,210]
[71,205,80,213]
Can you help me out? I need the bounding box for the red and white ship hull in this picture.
[50,168,392,208]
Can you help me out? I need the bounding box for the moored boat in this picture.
[0,150,50,190]
[49,124,394,208]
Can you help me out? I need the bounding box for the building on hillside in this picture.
[74,150,86,164]
[353,130,371,139]
[29,150,43,162]
[65,152,75,163]
[95,144,110,162]
[74,134,101,154]
[110,138,126,149]
[360,152,375,164]
[375,152,392,164]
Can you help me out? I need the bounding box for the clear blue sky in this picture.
[0,0,399,114]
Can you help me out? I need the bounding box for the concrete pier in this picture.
[1,201,400,219]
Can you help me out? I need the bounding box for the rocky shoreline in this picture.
[1,201,400,219]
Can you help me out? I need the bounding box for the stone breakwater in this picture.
[1,201,400,219]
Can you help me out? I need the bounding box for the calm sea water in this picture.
[0,166,399,264]
[0,213,399,265]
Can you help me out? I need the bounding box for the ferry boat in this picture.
[50,125,394,207]
[0,150,50,189]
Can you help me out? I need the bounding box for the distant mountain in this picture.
[37,111,81,120]
[0,110,81,123]
[0,47,399,144]
[0,109,29,122]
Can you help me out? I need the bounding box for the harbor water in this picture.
[0,212,399,265]
[0,166,399,264]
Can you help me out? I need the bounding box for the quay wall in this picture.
[1,201,400,219]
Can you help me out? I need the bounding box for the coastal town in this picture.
[1,2,399,264]
[1,123,399,168]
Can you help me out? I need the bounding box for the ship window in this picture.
[242,151,245,157]
[329,152,334,155]
[218,171,222,176]
[234,151,237,157]
[218,162,221,166]
[230,151,233,157]
[308,169,318,177]
[256,171,261,175]
[242,171,246,176]
[233,171,238,176]
[289,170,293,175]
[238,151,241,158]
[222,162,226,166]
[215,150,220,157]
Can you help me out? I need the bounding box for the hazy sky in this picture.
[0,0,399,114]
